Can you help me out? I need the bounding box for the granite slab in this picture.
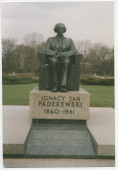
[3,158,115,168]
[87,107,115,156]
[3,106,31,154]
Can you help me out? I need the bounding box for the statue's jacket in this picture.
[43,35,78,57]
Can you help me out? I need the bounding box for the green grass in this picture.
[2,83,38,105]
[81,84,114,107]
[3,83,114,107]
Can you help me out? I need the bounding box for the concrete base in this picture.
[3,106,31,154]
[3,158,115,168]
[87,107,115,156]
[29,87,90,120]
[3,105,115,157]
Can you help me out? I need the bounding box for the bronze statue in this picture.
[43,23,78,92]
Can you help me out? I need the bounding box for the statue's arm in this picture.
[70,39,78,51]
[59,38,78,57]
[43,38,57,56]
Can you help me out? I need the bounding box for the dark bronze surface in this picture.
[42,23,81,92]
[25,120,96,158]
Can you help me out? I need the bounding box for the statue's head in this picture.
[54,23,66,34]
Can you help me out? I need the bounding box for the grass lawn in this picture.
[81,84,114,107]
[2,83,38,105]
[3,83,114,107]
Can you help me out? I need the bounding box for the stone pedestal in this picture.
[3,86,115,160]
[29,87,90,120]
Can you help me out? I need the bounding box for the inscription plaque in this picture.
[29,87,90,120]
[25,122,96,157]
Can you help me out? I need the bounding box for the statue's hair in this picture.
[54,23,66,33]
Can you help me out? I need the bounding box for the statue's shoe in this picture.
[59,86,67,92]
[51,87,58,92]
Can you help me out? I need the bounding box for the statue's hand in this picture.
[56,52,64,58]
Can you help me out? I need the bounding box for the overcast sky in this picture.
[1,1,114,47]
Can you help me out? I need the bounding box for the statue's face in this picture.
[56,27,65,35]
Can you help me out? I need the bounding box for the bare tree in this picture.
[87,43,113,75]
[2,38,17,73]
[77,40,92,58]
[22,32,45,72]
[23,32,44,49]
[92,43,110,61]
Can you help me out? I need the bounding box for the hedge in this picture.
[2,74,39,85]
[80,76,114,85]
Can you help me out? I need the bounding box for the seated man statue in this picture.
[43,23,78,92]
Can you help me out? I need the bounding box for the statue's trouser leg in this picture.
[48,57,58,88]
[60,57,71,87]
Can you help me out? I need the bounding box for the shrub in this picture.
[2,74,39,85]
[80,76,114,85]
